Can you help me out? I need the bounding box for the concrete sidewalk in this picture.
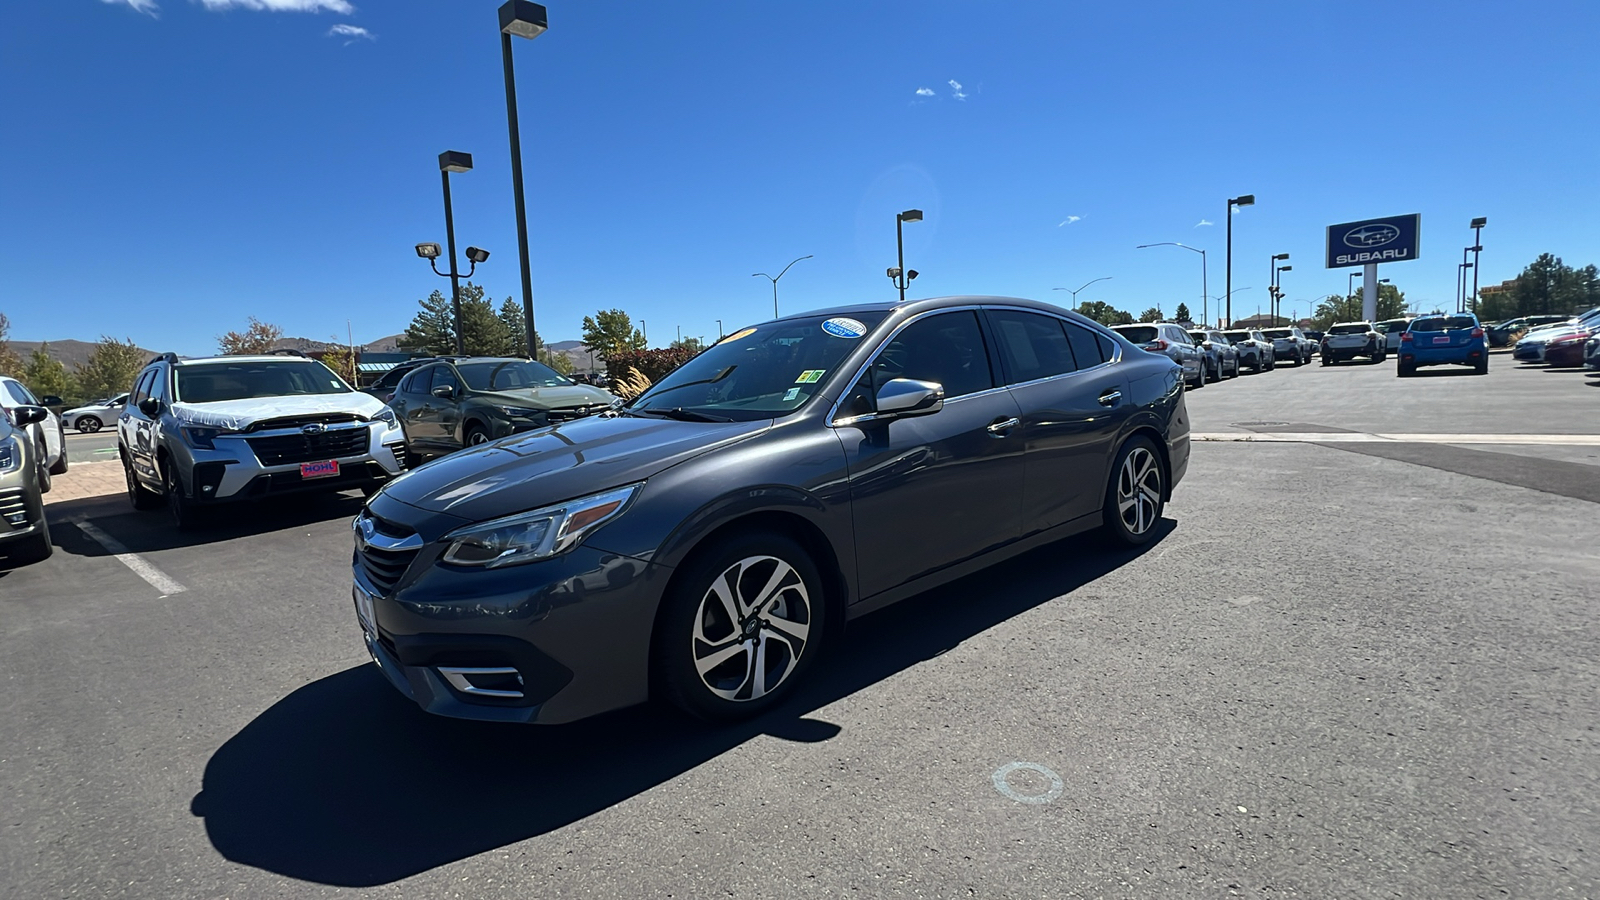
[44,460,124,506]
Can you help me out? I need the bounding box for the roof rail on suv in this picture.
[267,349,308,358]
[146,352,181,367]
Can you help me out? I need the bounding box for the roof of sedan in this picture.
[775,295,1092,323]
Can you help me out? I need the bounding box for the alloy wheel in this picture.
[1116,447,1162,536]
[690,555,813,702]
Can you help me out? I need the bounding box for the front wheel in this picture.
[464,425,492,448]
[163,461,198,531]
[655,533,827,721]
[77,416,102,434]
[1192,361,1206,388]
[125,457,161,510]
[1103,436,1165,546]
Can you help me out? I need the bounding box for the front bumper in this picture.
[1513,342,1546,361]
[0,483,47,544]
[354,541,667,724]
[174,421,406,502]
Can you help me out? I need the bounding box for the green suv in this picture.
[388,357,616,461]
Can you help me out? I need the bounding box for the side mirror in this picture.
[12,405,49,427]
[40,395,64,408]
[430,385,456,400]
[138,397,162,417]
[874,378,944,419]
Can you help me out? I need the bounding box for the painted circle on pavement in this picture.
[992,761,1064,805]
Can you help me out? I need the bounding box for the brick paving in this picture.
[44,460,125,506]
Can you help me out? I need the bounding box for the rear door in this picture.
[986,309,1131,533]
[392,365,442,452]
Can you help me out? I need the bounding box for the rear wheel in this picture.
[1103,436,1165,547]
[1398,363,1416,378]
[1473,358,1489,376]
[77,416,102,434]
[48,444,68,476]
[35,442,51,494]
[1192,361,1206,388]
[655,532,826,721]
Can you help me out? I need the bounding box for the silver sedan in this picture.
[62,394,127,433]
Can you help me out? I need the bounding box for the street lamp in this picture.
[889,209,922,302]
[1469,216,1487,312]
[1051,276,1114,305]
[1226,194,1255,326]
[1274,265,1292,323]
[499,0,549,360]
[416,150,489,356]
[716,319,723,339]
[1269,253,1290,323]
[753,254,812,319]
[1136,243,1207,325]
[1458,261,1474,312]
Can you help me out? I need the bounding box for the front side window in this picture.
[172,361,351,404]
[130,369,155,406]
[430,365,461,395]
[989,310,1077,383]
[631,311,890,421]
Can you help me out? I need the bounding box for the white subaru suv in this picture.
[118,352,406,528]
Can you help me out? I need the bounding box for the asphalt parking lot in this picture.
[2,358,1597,898]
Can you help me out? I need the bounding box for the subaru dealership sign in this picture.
[1325,214,1421,268]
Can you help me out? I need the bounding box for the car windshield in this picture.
[1264,329,1292,338]
[456,360,572,391]
[1411,316,1476,332]
[1114,326,1159,343]
[173,361,351,403]
[629,312,889,422]
[1329,323,1371,335]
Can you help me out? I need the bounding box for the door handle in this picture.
[1098,390,1123,407]
[986,416,1020,436]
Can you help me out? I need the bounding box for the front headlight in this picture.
[180,424,235,449]
[0,436,19,474]
[371,406,399,427]
[439,483,641,569]
[499,406,545,420]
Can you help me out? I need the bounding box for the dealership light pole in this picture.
[1226,194,1255,326]
[753,254,813,319]
[499,0,549,360]
[888,209,922,302]
[1468,216,1486,313]
[415,151,490,356]
[1051,276,1114,305]
[1136,243,1207,326]
[1270,253,1290,323]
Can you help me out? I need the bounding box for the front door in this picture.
[834,309,1025,601]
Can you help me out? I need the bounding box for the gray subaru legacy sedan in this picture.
[350,296,1189,725]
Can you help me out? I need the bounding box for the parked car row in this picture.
[1511,306,1600,368]
[0,376,70,564]
[1104,322,1317,387]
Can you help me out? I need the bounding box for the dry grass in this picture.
[611,367,654,401]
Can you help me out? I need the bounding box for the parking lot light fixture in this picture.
[753,254,813,318]
[1469,217,1486,313]
[425,150,476,355]
[1051,276,1113,306]
[499,0,549,360]
[892,210,923,302]
[1137,244,1207,326]
[1226,194,1254,326]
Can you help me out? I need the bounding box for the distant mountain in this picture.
[9,339,160,372]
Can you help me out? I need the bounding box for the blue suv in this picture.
[1397,314,1487,376]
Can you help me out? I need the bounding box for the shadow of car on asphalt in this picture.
[49,490,369,556]
[189,520,1175,887]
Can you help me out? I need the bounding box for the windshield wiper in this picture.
[632,407,733,423]
[631,366,737,402]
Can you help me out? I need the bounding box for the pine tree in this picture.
[498,297,527,355]
[399,290,457,355]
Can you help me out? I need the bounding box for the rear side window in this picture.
[1064,323,1108,367]
[989,311,1078,383]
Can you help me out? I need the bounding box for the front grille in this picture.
[248,426,369,466]
[355,513,420,595]
[547,404,608,424]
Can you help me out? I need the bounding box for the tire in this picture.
[1103,436,1165,547]
[464,424,493,448]
[1192,361,1206,388]
[48,443,68,476]
[77,416,102,434]
[35,442,51,495]
[162,460,198,531]
[1398,363,1415,378]
[1321,355,1332,367]
[403,449,426,471]
[8,527,52,565]
[1474,358,1489,376]
[654,532,826,722]
[125,457,162,510]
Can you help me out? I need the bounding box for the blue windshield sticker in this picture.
[822,317,867,339]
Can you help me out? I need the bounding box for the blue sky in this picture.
[4,0,1597,354]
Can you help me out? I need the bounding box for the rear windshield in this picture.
[1263,329,1291,338]
[1329,323,1371,335]
[173,361,351,403]
[1187,332,1208,343]
[1410,316,1476,333]
[1221,331,1250,343]
[1114,325,1158,343]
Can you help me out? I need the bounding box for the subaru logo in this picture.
[1343,224,1399,248]
[302,423,326,435]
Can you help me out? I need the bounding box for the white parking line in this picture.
[1192,432,1600,445]
[71,519,187,597]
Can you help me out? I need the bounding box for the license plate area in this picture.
[301,459,340,479]
[1432,336,1450,345]
[353,583,377,637]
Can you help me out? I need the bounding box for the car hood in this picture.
[379,413,770,521]
[170,392,387,431]
[473,385,615,409]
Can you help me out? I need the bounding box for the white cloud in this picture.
[328,23,372,42]
[948,79,968,101]
[915,87,936,97]
[199,0,355,12]
[1195,219,1214,227]
[1231,205,1243,214]
[101,0,160,16]
[1058,216,1082,227]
